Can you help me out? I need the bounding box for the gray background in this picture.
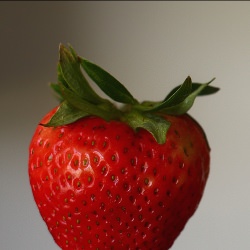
[1,2,250,249]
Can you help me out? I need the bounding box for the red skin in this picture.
[28,106,210,250]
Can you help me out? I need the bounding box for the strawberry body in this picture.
[29,107,210,249]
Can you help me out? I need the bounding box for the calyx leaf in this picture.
[59,44,106,104]
[164,78,219,100]
[80,57,138,105]
[144,76,193,112]
[155,77,216,115]
[42,101,89,127]
[43,44,219,144]
[123,110,171,144]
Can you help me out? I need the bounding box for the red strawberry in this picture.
[28,44,219,249]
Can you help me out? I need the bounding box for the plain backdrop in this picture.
[1,1,250,249]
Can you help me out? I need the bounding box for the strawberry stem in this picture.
[43,44,219,144]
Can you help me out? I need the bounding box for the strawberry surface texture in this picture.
[28,44,219,249]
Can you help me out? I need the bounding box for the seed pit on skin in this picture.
[73,179,82,189]
[129,214,134,221]
[152,226,160,233]
[133,175,138,181]
[137,186,142,194]
[144,178,150,186]
[32,184,38,190]
[67,153,72,160]
[58,132,64,138]
[146,150,153,158]
[156,215,163,221]
[90,194,96,201]
[111,175,116,182]
[106,190,112,197]
[174,129,180,137]
[166,190,172,197]
[101,166,108,176]
[102,140,108,148]
[129,195,135,204]
[123,183,130,191]
[121,168,127,174]
[52,183,60,193]
[47,153,53,161]
[39,140,43,146]
[93,155,99,164]
[67,191,75,201]
[88,175,93,184]
[100,202,105,210]
[73,158,79,168]
[154,188,159,195]
[111,154,116,161]
[123,147,128,154]
[115,194,122,203]
[167,156,173,164]
[99,182,104,190]
[179,184,184,191]
[159,153,164,161]
[148,207,154,213]
[158,201,164,207]
[144,196,149,203]
[60,176,66,188]
[83,158,89,166]
[130,158,135,166]
[179,162,185,169]
[144,222,151,229]
[53,168,58,175]
[43,174,49,181]
[183,147,189,157]
[153,168,157,176]
[172,177,178,184]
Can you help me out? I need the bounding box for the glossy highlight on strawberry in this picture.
[28,44,219,249]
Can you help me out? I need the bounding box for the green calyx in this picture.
[43,44,219,144]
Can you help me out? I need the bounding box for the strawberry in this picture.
[28,44,219,249]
